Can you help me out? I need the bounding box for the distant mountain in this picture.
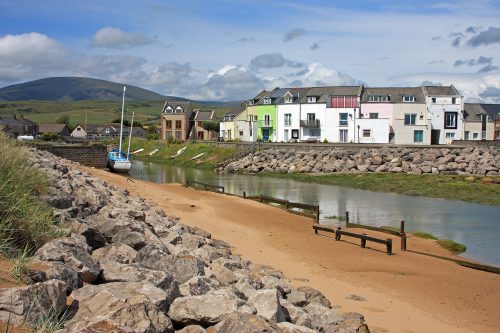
[0,77,169,101]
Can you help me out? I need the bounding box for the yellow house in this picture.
[463,103,495,140]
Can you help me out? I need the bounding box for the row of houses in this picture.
[219,85,499,145]
[0,115,146,140]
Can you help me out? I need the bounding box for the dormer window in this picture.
[284,92,293,103]
[368,95,389,102]
[307,96,317,103]
[403,95,415,102]
[175,106,183,113]
[165,106,173,113]
[263,97,271,104]
[248,100,254,105]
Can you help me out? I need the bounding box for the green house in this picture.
[254,88,287,142]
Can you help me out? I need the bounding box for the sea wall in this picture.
[221,146,500,176]
[34,143,108,168]
[0,150,368,333]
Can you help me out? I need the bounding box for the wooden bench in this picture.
[186,180,224,193]
[312,224,393,255]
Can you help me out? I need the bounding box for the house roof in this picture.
[464,103,495,123]
[194,110,215,121]
[249,90,269,104]
[0,117,23,127]
[299,86,363,103]
[361,87,425,103]
[38,124,69,133]
[162,100,193,114]
[422,85,460,96]
[275,87,311,104]
[477,103,500,120]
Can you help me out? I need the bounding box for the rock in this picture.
[280,300,312,328]
[34,237,101,283]
[99,260,180,299]
[286,289,308,307]
[277,322,315,333]
[176,325,207,333]
[92,242,138,264]
[112,229,147,251]
[26,259,82,294]
[297,286,331,308]
[464,176,475,183]
[210,262,238,286]
[168,292,251,326]
[0,279,67,327]
[139,250,205,284]
[248,289,286,322]
[482,177,495,184]
[261,275,291,296]
[66,282,174,333]
[304,303,343,332]
[65,219,107,250]
[211,312,283,333]
[179,276,219,296]
[135,242,171,267]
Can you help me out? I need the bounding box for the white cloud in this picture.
[91,27,156,48]
[0,32,67,65]
[302,63,360,86]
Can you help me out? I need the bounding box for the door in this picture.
[284,129,289,141]
[197,131,204,140]
[262,129,270,141]
[339,129,348,143]
[431,130,440,144]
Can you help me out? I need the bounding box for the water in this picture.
[129,160,500,266]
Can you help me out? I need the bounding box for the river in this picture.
[129,160,500,266]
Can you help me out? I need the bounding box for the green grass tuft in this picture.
[411,231,439,240]
[324,215,346,221]
[381,225,400,232]
[437,239,467,253]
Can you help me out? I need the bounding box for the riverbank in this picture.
[86,167,500,333]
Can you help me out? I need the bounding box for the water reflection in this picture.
[129,160,500,266]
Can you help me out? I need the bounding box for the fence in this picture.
[185,180,224,193]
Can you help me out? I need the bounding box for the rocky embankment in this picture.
[221,146,500,176]
[0,149,369,333]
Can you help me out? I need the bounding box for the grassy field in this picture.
[259,172,500,206]
[0,100,236,126]
[123,138,238,169]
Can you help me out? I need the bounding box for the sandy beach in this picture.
[86,167,500,333]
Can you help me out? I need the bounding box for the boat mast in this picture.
[118,86,126,155]
[126,112,135,161]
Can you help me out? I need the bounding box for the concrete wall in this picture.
[276,104,301,142]
[356,118,390,143]
[392,103,430,144]
[35,143,108,168]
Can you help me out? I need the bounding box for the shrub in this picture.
[40,132,58,141]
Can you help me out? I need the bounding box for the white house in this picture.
[423,85,464,144]
[324,86,363,143]
[71,124,87,138]
[276,88,309,142]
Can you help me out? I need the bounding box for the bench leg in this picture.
[361,234,367,248]
[387,239,392,255]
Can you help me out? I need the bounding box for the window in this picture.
[284,129,289,141]
[175,106,183,113]
[432,97,436,103]
[165,106,172,113]
[307,96,317,103]
[239,131,243,136]
[307,113,316,121]
[264,114,271,126]
[253,115,258,121]
[339,113,348,126]
[284,94,293,103]
[368,95,389,102]
[76,127,81,131]
[175,120,182,129]
[284,114,292,126]
[166,131,172,138]
[249,129,253,136]
[332,96,358,108]
[446,132,455,139]
[404,114,417,125]
[197,121,202,127]
[403,95,415,102]
[263,98,271,104]
[473,132,479,139]
[444,112,457,129]
[310,128,320,137]
[291,129,299,139]
[369,113,379,119]
[452,97,456,104]
[465,131,470,140]
[165,120,172,129]
[339,129,348,143]
[414,130,423,143]
[362,129,371,138]
[175,131,182,139]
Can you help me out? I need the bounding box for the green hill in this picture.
[0,77,168,101]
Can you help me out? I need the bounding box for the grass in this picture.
[258,172,500,206]
[437,239,467,253]
[324,215,346,221]
[122,137,238,169]
[381,225,401,233]
[411,231,439,240]
[0,131,64,258]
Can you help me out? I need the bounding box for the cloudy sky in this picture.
[1,0,500,102]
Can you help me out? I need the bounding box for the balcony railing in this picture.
[258,120,273,127]
[300,119,320,128]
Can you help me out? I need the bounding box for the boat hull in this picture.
[107,160,132,173]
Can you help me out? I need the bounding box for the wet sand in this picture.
[86,167,500,333]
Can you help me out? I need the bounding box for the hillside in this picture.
[0,77,168,101]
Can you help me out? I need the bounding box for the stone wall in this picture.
[34,143,107,168]
[222,146,500,177]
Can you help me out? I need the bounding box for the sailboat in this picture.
[107,86,132,172]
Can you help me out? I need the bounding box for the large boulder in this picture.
[66,282,174,333]
[138,250,205,284]
[179,276,219,297]
[34,236,101,283]
[92,242,138,264]
[297,286,331,308]
[0,279,67,327]
[210,312,284,333]
[26,259,82,294]
[167,292,252,326]
[248,289,286,323]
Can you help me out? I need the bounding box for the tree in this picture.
[56,115,70,125]
[201,121,220,133]
[112,118,144,129]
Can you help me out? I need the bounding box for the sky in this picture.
[1,0,500,102]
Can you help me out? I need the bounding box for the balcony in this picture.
[258,120,273,127]
[300,119,320,128]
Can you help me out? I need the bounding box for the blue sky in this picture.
[1,0,500,101]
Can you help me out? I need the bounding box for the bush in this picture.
[40,132,59,141]
[0,132,63,257]
[146,133,159,140]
